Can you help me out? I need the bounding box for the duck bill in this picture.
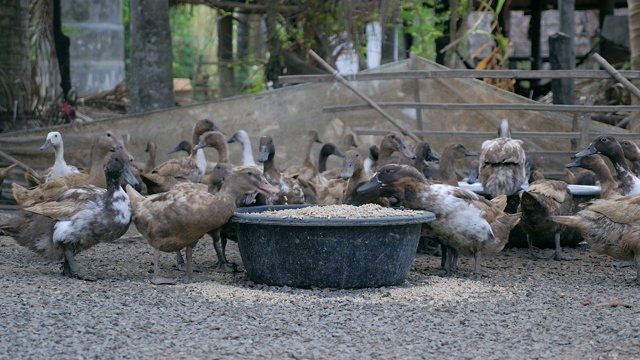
[167,145,183,155]
[227,136,237,144]
[575,144,597,158]
[193,141,207,151]
[564,159,581,168]
[340,166,355,180]
[400,147,416,160]
[356,174,382,193]
[257,146,269,163]
[333,149,345,158]
[256,181,279,196]
[40,139,53,151]
[122,164,140,187]
[465,150,479,157]
[212,124,227,136]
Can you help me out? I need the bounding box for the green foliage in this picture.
[169,6,196,79]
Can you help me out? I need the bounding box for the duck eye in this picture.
[601,138,608,142]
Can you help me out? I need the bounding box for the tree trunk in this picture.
[31,0,62,111]
[629,0,640,132]
[129,0,175,114]
[0,0,31,128]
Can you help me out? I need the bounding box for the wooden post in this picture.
[308,49,422,143]
[549,32,574,105]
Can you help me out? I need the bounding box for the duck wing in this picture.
[582,195,640,224]
[23,186,104,219]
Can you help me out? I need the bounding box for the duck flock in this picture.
[1,118,640,286]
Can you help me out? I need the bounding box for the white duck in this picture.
[227,130,257,166]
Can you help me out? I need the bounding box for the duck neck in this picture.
[436,150,458,186]
[145,147,156,173]
[240,139,256,166]
[608,147,633,175]
[88,144,110,187]
[215,143,230,164]
[597,170,618,199]
[303,139,316,168]
[262,153,280,182]
[54,143,68,167]
[318,153,329,173]
[343,167,366,203]
[193,148,207,177]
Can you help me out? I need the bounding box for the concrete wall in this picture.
[61,0,125,96]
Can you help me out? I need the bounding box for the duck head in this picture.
[40,131,63,151]
[167,140,192,155]
[414,142,440,162]
[320,143,344,159]
[565,154,605,172]
[225,168,279,198]
[357,164,426,193]
[576,135,621,158]
[106,148,139,187]
[341,150,363,180]
[448,143,479,159]
[381,131,416,160]
[369,145,379,161]
[619,140,640,161]
[257,136,275,163]
[145,140,156,154]
[227,130,249,144]
[194,131,227,152]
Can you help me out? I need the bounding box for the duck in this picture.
[564,167,598,187]
[227,130,257,166]
[357,164,519,279]
[126,168,278,284]
[257,135,306,205]
[12,130,125,207]
[412,141,441,180]
[436,143,478,186]
[0,148,138,280]
[283,130,323,182]
[551,195,640,284]
[565,154,618,199]
[575,135,640,196]
[311,143,346,183]
[25,131,82,186]
[518,179,574,260]
[140,119,220,194]
[375,131,417,169]
[619,139,640,177]
[341,150,368,204]
[478,119,527,197]
[142,140,157,174]
[172,162,243,273]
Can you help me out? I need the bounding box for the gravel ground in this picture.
[0,211,639,359]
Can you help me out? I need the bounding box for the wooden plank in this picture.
[279,70,640,84]
[324,102,640,113]
[354,129,640,140]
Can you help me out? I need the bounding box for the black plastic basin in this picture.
[231,205,436,289]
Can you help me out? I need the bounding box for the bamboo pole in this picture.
[592,53,640,100]
[308,49,422,143]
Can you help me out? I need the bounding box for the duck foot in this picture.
[551,254,574,261]
[151,276,177,285]
[61,250,96,281]
[214,262,239,273]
